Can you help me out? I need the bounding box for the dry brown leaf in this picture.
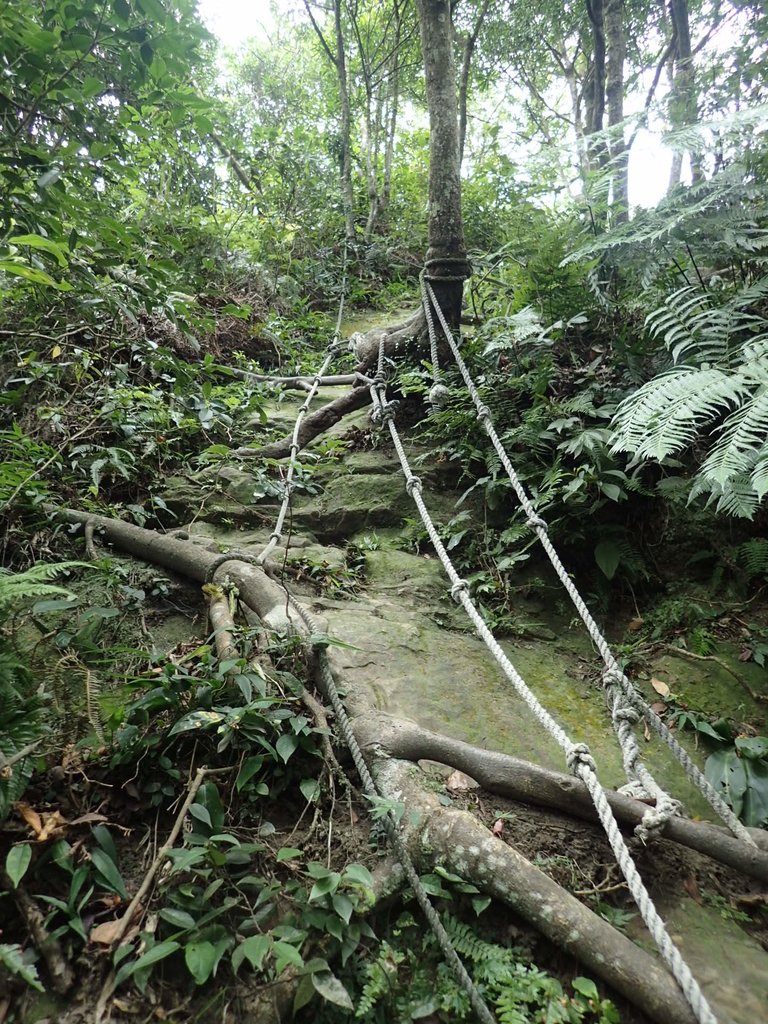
[650,701,668,716]
[492,819,504,837]
[15,802,43,837]
[446,770,478,793]
[89,918,127,945]
[69,812,109,827]
[651,677,670,698]
[682,875,702,904]
[628,617,644,632]
[738,648,753,663]
[37,810,67,842]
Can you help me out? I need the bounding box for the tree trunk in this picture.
[667,0,701,191]
[457,0,491,168]
[415,0,470,330]
[334,0,356,241]
[605,0,628,223]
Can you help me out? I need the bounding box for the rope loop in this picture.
[450,579,469,603]
[566,742,597,776]
[635,795,683,843]
[375,400,399,426]
[406,475,422,497]
[476,403,492,424]
[526,513,547,530]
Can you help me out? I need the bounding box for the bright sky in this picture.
[197,0,278,49]
[196,0,671,208]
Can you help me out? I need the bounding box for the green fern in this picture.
[737,539,768,581]
[611,282,768,517]
[0,561,88,620]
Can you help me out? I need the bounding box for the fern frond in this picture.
[738,539,768,581]
[611,367,748,460]
[700,386,768,487]
[0,561,90,621]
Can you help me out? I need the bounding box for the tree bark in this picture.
[457,0,491,168]
[415,0,470,329]
[604,0,628,222]
[667,0,701,191]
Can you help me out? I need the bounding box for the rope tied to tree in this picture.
[420,278,756,850]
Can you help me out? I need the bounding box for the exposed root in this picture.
[232,384,373,459]
[352,308,426,373]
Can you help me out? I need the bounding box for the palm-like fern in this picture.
[612,285,768,518]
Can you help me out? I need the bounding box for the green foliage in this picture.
[319,911,619,1023]
[611,282,768,518]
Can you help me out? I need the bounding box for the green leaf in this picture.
[185,940,219,985]
[168,710,225,736]
[188,803,212,827]
[158,908,196,931]
[9,234,69,267]
[140,42,154,66]
[594,540,621,580]
[275,733,298,763]
[273,940,304,974]
[232,934,271,974]
[5,844,32,888]
[331,892,354,924]
[299,778,319,803]
[311,970,354,1010]
[235,756,263,792]
[114,940,180,987]
[573,977,599,1000]
[736,736,768,760]
[0,942,44,992]
[309,872,341,901]
[276,847,303,862]
[342,863,374,889]
[90,848,128,900]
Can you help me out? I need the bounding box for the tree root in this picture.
[232,384,373,459]
[351,307,426,373]
[354,713,768,881]
[47,508,750,1024]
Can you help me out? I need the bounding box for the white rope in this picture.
[422,280,755,849]
[370,374,719,1024]
[254,246,350,567]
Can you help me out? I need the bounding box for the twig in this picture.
[94,766,231,1022]
[1,873,75,994]
[0,738,43,772]
[660,642,766,704]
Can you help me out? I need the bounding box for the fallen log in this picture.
[46,508,745,1024]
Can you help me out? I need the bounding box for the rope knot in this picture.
[376,400,398,425]
[566,743,596,776]
[476,403,492,425]
[428,383,450,409]
[634,794,682,843]
[613,705,640,725]
[526,513,547,530]
[450,579,469,603]
[602,667,625,689]
[406,475,422,496]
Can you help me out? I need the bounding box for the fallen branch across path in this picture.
[232,384,373,459]
[48,507,749,1024]
[355,713,768,882]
